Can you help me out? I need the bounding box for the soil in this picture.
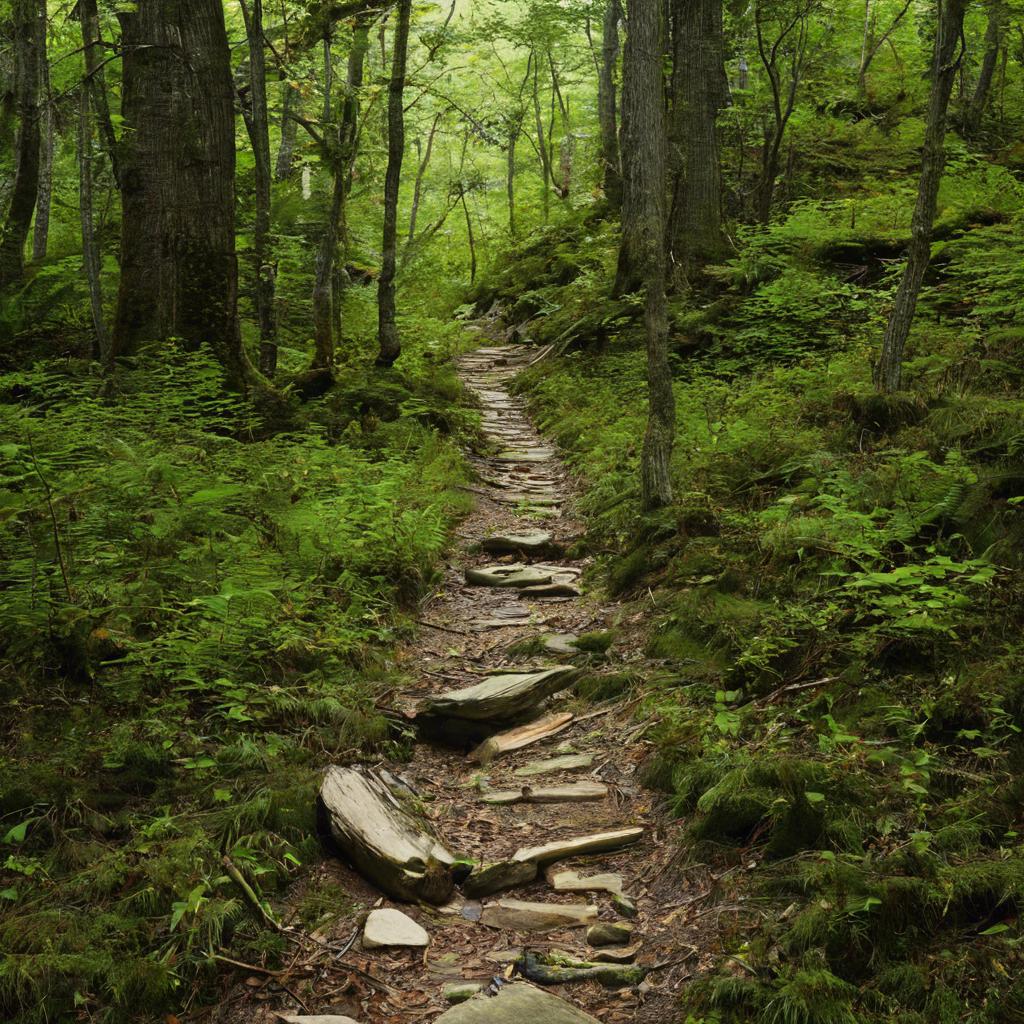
[214,344,717,1024]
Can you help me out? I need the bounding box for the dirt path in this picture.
[240,345,702,1023]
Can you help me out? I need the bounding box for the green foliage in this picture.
[0,345,470,1022]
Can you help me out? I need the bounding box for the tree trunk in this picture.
[598,0,622,209]
[407,110,442,246]
[376,0,411,368]
[964,0,1002,136]
[275,80,298,180]
[531,52,553,223]
[80,0,120,189]
[0,0,41,289]
[617,0,674,507]
[461,188,477,284]
[240,0,278,376]
[111,0,246,386]
[874,0,966,393]
[667,0,728,278]
[77,82,108,361]
[507,122,519,236]
[312,14,371,369]
[31,0,51,263]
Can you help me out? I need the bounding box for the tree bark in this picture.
[507,121,519,236]
[31,0,52,263]
[667,0,728,278]
[598,0,622,209]
[874,0,967,394]
[312,13,371,369]
[275,80,299,180]
[77,82,108,361]
[80,0,120,189]
[0,0,41,289]
[530,51,553,223]
[407,109,443,246]
[111,0,246,386]
[964,0,1002,136]
[617,0,675,507]
[240,0,278,376]
[376,0,411,367]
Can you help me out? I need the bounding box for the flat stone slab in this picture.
[512,828,645,868]
[482,783,608,806]
[445,982,485,1003]
[542,634,580,656]
[467,565,553,588]
[519,583,581,598]
[480,898,598,931]
[481,531,554,555]
[591,945,640,964]
[586,921,634,946]
[421,666,578,723]
[547,869,624,895]
[514,754,594,778]
[433,982,600,1023]
[281,1017,361,1024]
[362,907,429,949]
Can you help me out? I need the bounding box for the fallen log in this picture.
[318,765,456,904]
[470,712,575,765]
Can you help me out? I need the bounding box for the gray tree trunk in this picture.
[31,0,51,263]
[874,0,967,393]
[80,0,120,189]
[668,0,728,278]
[964,0,1002,136]
[240,0,278,376]
[0,0,41,289]
[112,0,247,386]
[618,0,675,508]
[376,0,411,367]
[77,82,108,361]
[312,14,371,369]
[275,81,298,180]
[598,0,622,209]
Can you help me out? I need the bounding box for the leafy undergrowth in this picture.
[0,335,474,1021]
[492,147,1024,1021]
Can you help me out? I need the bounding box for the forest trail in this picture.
[272,344,705,1023]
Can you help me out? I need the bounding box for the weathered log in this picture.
[318,765,455,904]
[471,712,575,765]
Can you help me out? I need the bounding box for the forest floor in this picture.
[226,337,709,1023]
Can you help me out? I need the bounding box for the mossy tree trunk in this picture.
[80,0,120,189]
[0,0,42,290]
[618,0,675,508]
[376,0,411,367]
[312,13,372,370]
[874,0,967,394]
[240,0,278,377]
[598,0,622,210]
[275,81,298,181]
[111,0,247,387]
[31,1,52,263]
[964,0,1002,136]
[667,0,729,279]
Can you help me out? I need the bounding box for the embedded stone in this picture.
[433,982,601,1022]
[547,869,624,895]
[512,828,644,868]
[586,921,634,947]
[362,907,429,949]
[480,899,598,932]
[461,859,538,898]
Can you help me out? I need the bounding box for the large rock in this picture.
[480,899,598,931]
[421,667,578,724]
[466,565,553,588]
[318,766,455,904]
[481,531,555,555]
[433,982,600,1023]
[362,907,429,949]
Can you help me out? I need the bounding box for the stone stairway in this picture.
[307,345,672,1024]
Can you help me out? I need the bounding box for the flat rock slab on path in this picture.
[480,898,598,931]
[433,982,601,1023]
[362,907,429,948]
